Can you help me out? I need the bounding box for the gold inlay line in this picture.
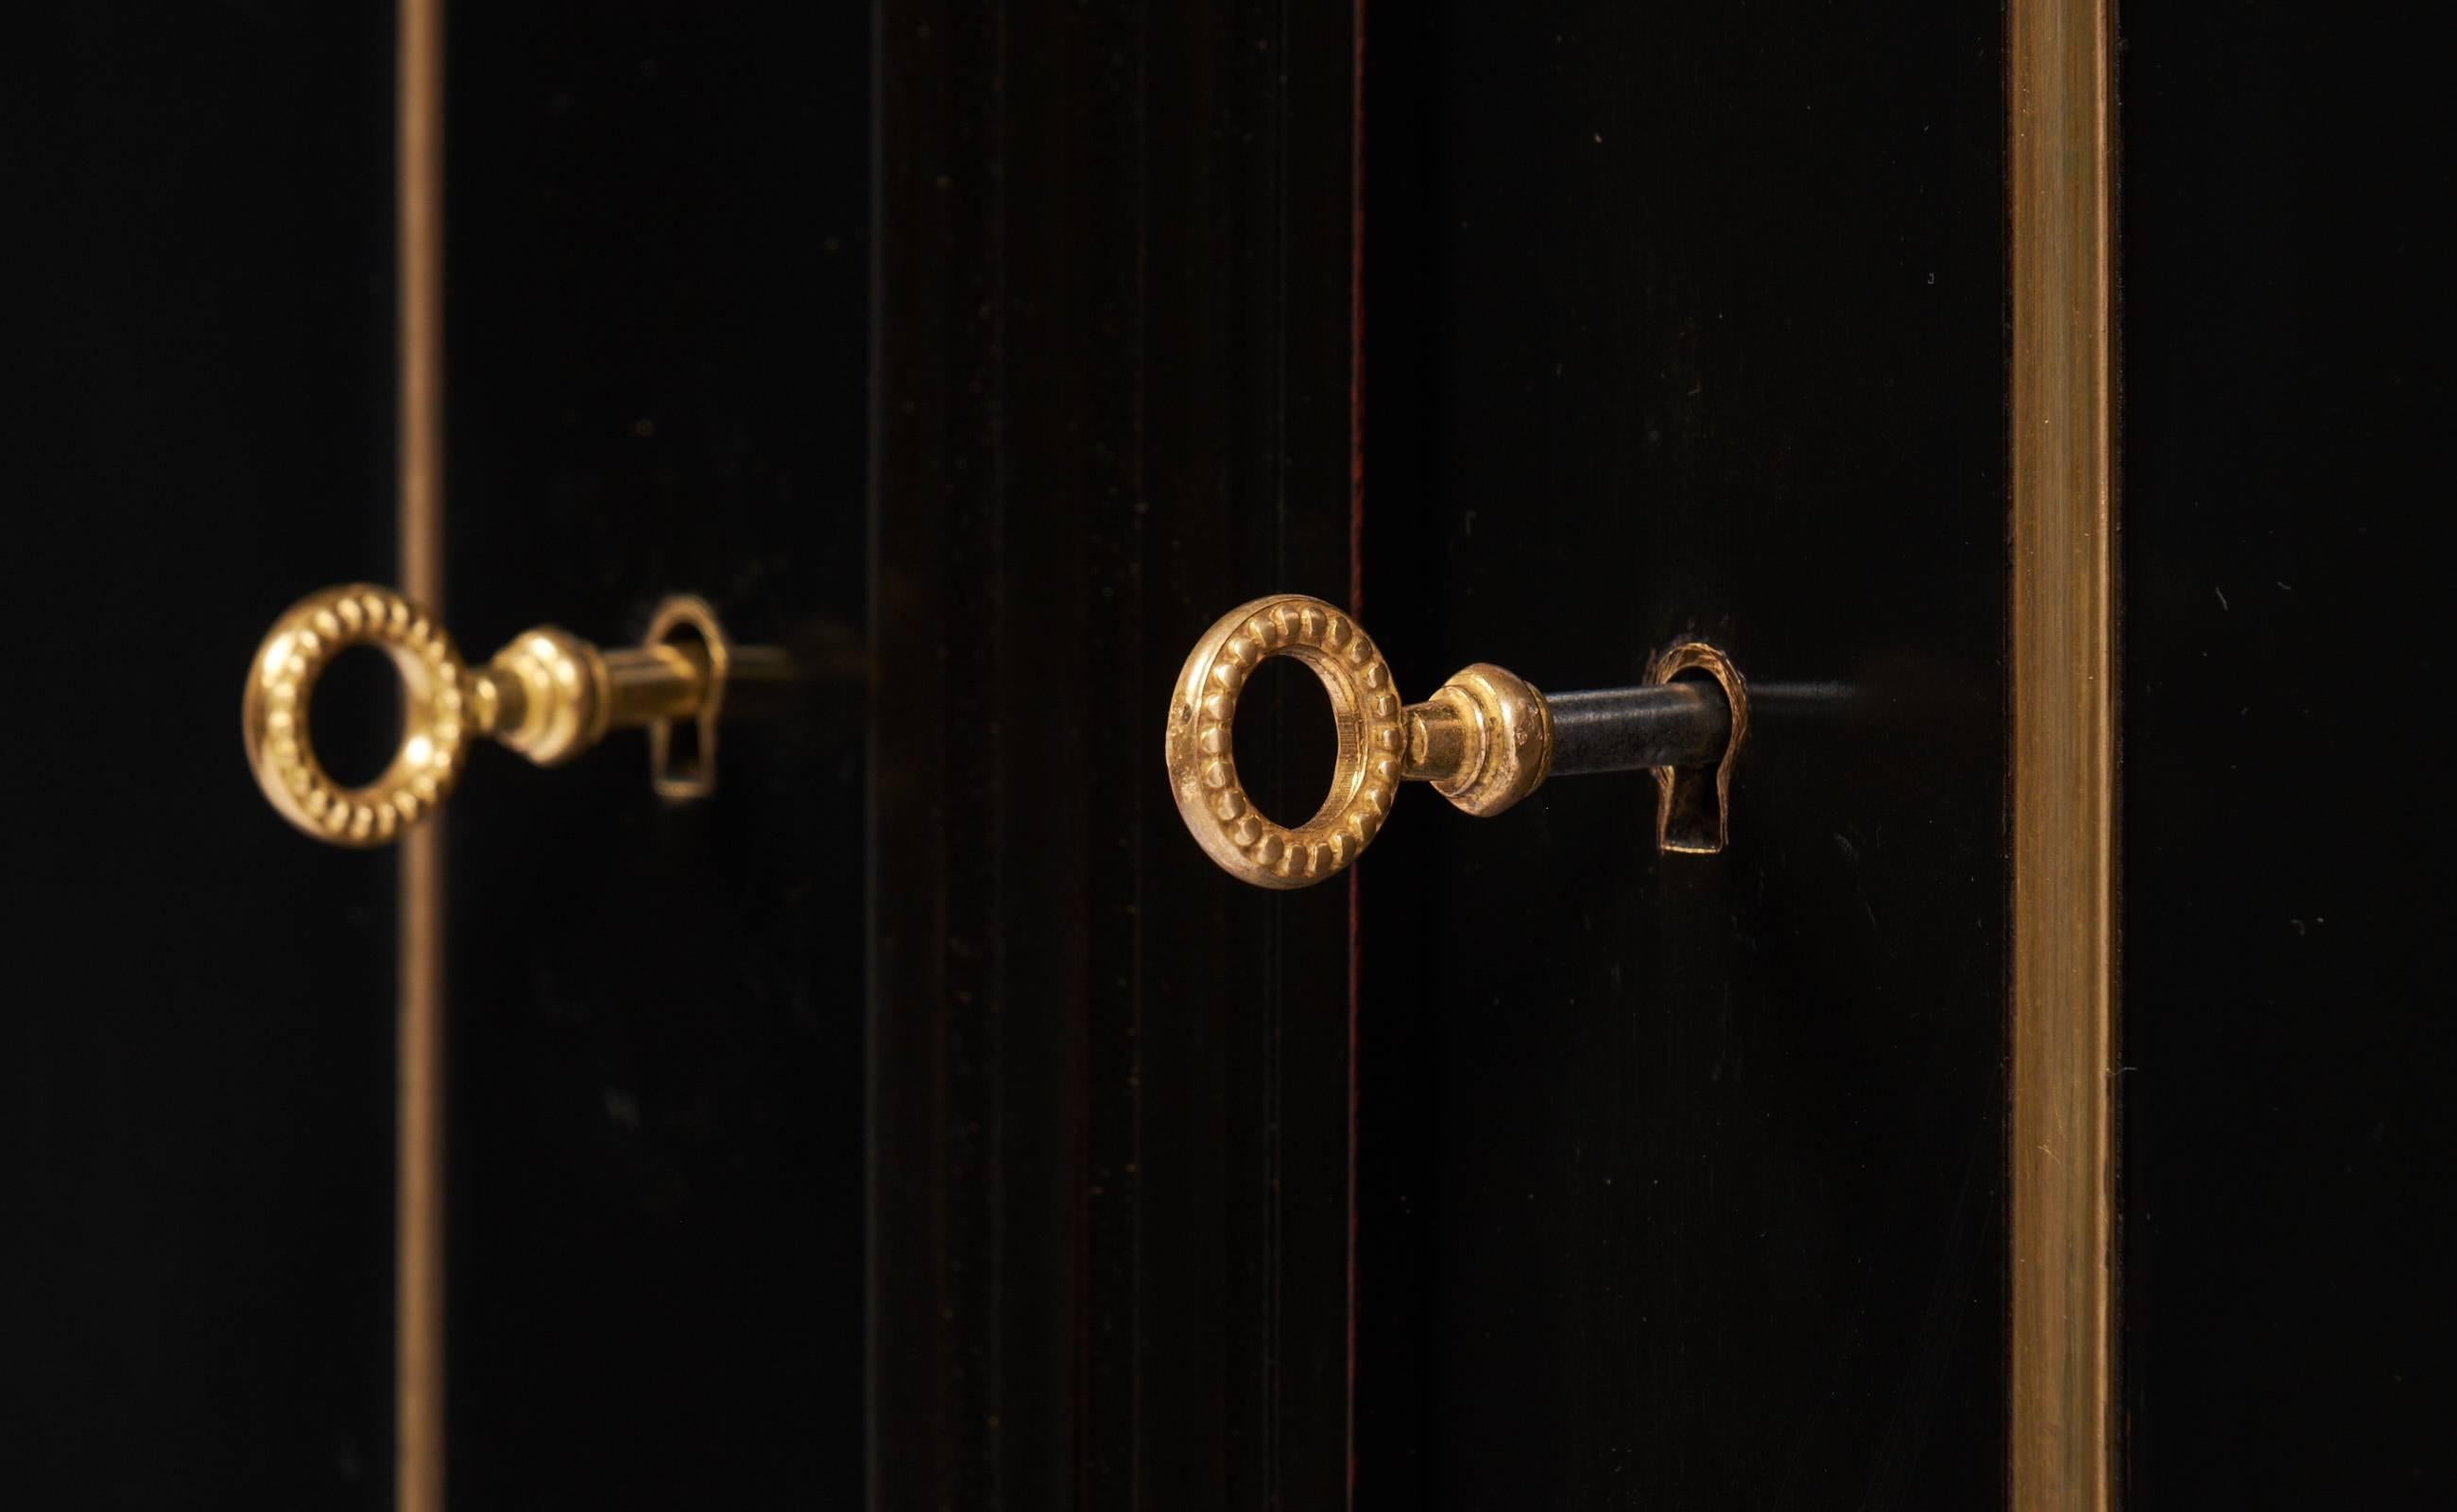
[2010,0,2116,1507]
[396,1,446,1507]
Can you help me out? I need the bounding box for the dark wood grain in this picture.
[870,2,1360,1504]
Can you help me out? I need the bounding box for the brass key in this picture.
[1164,593,1748,889]
[242,584,795,846]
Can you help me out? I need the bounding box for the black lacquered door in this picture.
[17,4,873,1504]
[1352,7,2011,1504]
[20,4,2449,1508]
[433,6,869,1503]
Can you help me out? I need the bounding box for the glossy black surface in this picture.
[1356,7,2010,1504]
[868,1,1359,1504]
[5,6,396,1503]
[25,5,2450,1503]
[2118,10,2449,1502]
[439,4,868,1503]
[1546,684,1731,778]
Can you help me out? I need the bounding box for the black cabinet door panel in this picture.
[1358,8,2010,1504]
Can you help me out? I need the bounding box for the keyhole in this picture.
[1235,657,1339,829]
[310,644,406,786]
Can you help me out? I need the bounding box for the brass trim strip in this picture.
[2010,0,2115,1507]
[396,1,446,1507]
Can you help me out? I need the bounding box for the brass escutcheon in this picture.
[1648,641,1748,854]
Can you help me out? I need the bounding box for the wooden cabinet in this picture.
[9,3,2444,1507]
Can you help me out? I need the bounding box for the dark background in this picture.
[2117,4,2449,1503]
[5,5,398,1504]
[437,3,868,1504]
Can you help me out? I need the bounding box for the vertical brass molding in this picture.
[2011,0,2115,1508]
[396,1,446,1508]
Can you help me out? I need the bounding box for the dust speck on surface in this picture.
[603,1086,641,1130]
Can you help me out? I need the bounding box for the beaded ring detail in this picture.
[242,584,472,847]
[1164,593,1406,890]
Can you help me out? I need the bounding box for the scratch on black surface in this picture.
[1834,832,1880,931]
